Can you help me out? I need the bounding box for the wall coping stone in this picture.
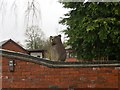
[0,49,120,68]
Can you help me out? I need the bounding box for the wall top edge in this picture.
[0,49,120,68]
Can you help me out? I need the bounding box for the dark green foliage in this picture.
[59,2,120,60]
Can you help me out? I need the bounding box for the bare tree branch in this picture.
[25,0,41,27]
[25,25,46,49]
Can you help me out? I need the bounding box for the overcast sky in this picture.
[0,0,69,46]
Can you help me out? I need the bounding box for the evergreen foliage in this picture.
[60,2,120,60]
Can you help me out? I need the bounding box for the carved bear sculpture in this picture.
[50,35,66,62]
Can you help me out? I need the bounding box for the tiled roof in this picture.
[66,58,78,62]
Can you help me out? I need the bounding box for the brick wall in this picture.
[2,56,120,88]
[2,40,27,54]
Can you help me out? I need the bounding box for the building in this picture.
[0,39,28,54]
[28,49,46,58]
[0,39,47,58]
[65,46,78,62]
[65,46,75,58]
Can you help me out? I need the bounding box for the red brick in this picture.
[2,57,120,88]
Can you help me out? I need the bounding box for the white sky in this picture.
[0,0,69,46]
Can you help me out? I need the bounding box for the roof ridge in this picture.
[0,39,11,46]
